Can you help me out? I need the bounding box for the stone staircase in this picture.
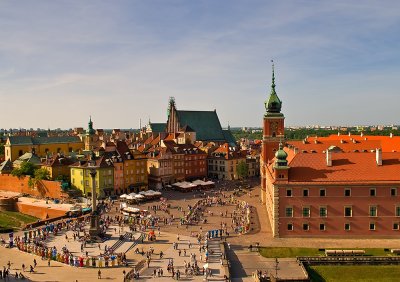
[207,238,223,263]
[107,232,132,253]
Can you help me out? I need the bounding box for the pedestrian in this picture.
[98,269,101,279]
[33,259,37,268]
[48,257,51,267]
[22,263,25,272]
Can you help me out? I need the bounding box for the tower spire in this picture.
[271,60,276,93]
[265,60,282,114]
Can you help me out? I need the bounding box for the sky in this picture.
[0,0,400,129]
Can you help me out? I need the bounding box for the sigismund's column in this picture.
[89,167,101,237]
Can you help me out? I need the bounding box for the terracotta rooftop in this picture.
[288,134,400,153]
[283,151,400,184]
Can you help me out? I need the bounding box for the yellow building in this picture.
[70,155,114,198]
[125,150,148,193]
[41,155,75,181]
[108,141,148,194]
[5,136,83,162]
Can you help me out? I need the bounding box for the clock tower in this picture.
[261,64,285,200]
[262,64,285,162]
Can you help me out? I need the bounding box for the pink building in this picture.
[261,66,400,237]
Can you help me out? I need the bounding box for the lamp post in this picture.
[89,167,101,238]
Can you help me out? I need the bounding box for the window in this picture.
[393,223,399,230]
[319,223,326,231]
[285,207,293,217]
[320,189,326,197]
[370,188,376,197]
[369,222,376,230]
[345,223,351,231]
[369,206,377,217]
[286,189,292,197]
[319,207,327,217]
[344,206,352,217]
[287,223,293,231]
[303,223,309,231]
[345,188,351,197]
[302,207,310,217]
[85,180,89,186]
[396,206,400,217]
[391,188,397,196]
[303,189,309,197]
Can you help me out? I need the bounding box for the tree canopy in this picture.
[11,162,36,178]
[34,168,50,180]
[236,161,249,180]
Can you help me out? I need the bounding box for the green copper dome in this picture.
[86,116,95,135]
[265,64,282,113]
[274,142,288,167]
[275,145,288,160]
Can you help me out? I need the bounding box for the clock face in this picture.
[271,122,278,130]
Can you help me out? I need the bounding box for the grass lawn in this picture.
[259,247,393,258]
[0,211,38,232]
[308,265,400,282]
[259,247,324,258]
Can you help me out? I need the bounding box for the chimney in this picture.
[360,132,363,137]
[376,148,382,166]
[326,150,332,167]
[390,133,393,138]
[293,147,298,154]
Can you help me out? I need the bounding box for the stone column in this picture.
[89,168,101,238]
[90,169,97,213]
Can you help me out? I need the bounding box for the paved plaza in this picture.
[2,179,400,281]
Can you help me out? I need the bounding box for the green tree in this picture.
[34,168,50,180]
[11,162,36,178]
[236,161,249,180]
[0,143,4,157]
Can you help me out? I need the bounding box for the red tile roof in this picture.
[289,134,400,153]
[284,151,400,184]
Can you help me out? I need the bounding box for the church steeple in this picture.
[265,62,282,114]
[86,116,95,135]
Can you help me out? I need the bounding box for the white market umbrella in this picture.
[120,194,128,198]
